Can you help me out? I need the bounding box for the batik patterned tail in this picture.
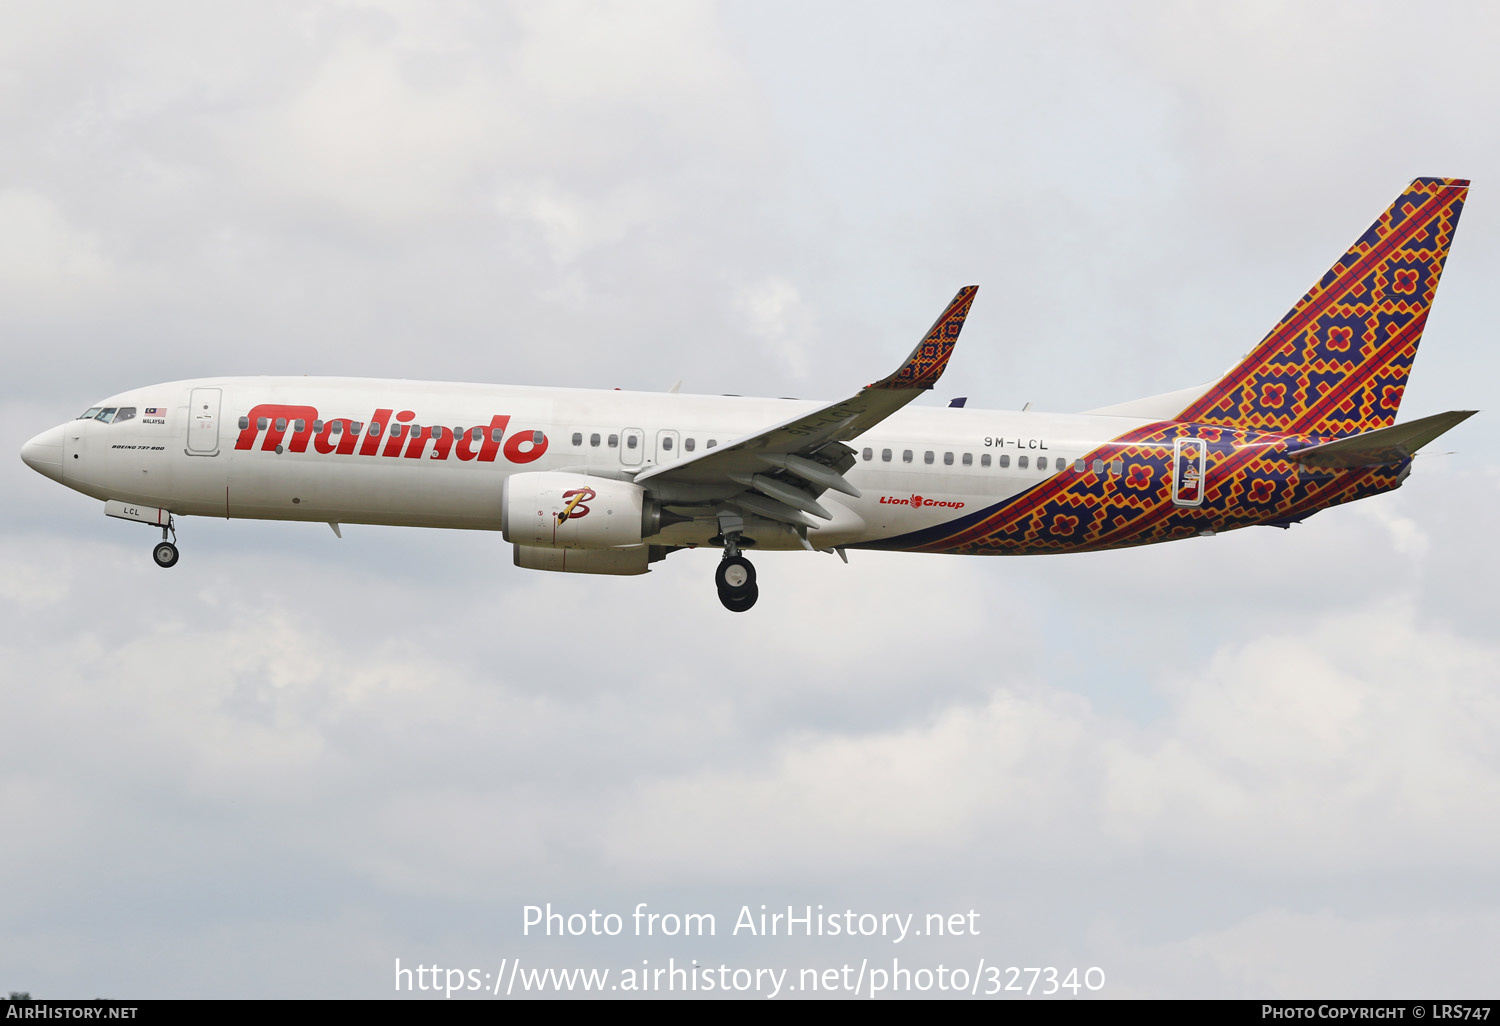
[1175,177,1468,436]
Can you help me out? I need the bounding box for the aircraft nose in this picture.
[20,424,66,483]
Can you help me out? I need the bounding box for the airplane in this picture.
[19,176,1476,612]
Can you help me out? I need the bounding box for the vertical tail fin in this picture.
[1176,177,1468,436]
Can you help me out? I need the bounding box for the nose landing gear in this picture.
[152,519,179,568]
[153,540,179,568]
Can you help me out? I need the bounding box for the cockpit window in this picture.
[96,408,119,423]
[113,407,136,423]
[79,408,102,420]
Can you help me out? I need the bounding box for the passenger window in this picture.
[962,453,972,466]
[924,451,934,464]
[662,436,674,451]
[238,416,249,430]
[943,452,954,465]
[1075,458,1085,472]
[369,423,382,437]
[903,450,913,463]
[1018,455,1029,469]
[293,419,305,432]
[998,454,1010,468]
[313,420,323,433]
[257,417,269,431]
[627,435,638,449]
[590,433,601,447]
[608,434,619,447]
[862,448,872,461]
[1037,456,1047,470]
[707,439,718,448]
[1111,459,1124,474]
[331,422,344,435]
[488,428,501,442]
[572,432,583,446]
[882,449,892,462]
[532,430,544,444]
[1093,459,1105,474]
[275,417,286,431]
[114,407,136,423]
[685,438,695,452]
[980,453,990,467]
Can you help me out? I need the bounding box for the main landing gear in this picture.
[714,520,757,612]
[152,519,179,568]
[716,553,757,612]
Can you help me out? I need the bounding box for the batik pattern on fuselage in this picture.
[863,421,1404,556]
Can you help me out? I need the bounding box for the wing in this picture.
[636,286,977,526]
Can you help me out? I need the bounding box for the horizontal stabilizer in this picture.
[1294,410,1476,469]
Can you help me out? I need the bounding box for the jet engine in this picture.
[512,544,652,575]
[501,471,660,548]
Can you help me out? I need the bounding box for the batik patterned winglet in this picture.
[1176,177,1468,437]
[867,285,978,391]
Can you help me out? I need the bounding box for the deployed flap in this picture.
[1294,409,1476,469]
[636,286,977,490]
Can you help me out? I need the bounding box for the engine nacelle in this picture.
[501,471,656,549]
[512,543,652,576]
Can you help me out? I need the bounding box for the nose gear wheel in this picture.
[153,540,179,568]
[151,515,179,568]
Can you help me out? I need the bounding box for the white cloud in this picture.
[0,190,116,315]
[733,277,815,380]
[234,36,503,226]
[1104,906,1500,998]
[601,600,1500,879]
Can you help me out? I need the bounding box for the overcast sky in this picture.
[3,0,1498,1000]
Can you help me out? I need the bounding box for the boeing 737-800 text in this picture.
[20,177,1476,611]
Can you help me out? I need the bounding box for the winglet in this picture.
[868,286,978,390]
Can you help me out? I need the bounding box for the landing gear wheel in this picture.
[715,555,756,593]
[718,581,758,612]
[152,541,179,568]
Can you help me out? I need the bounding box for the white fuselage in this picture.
[37,376,1152,551]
